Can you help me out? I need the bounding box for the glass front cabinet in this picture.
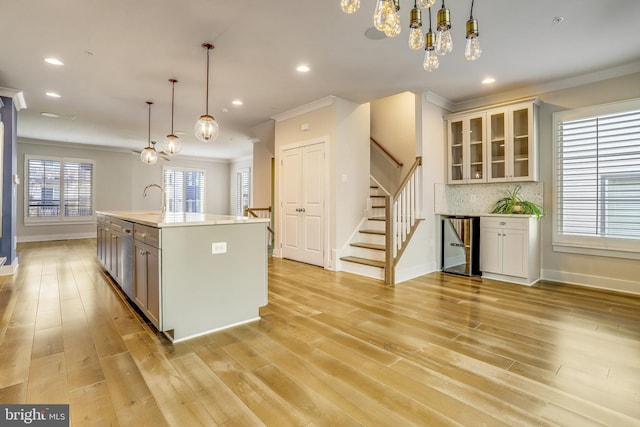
[447,113,486,184]
[486,101,538,182]
[446,98,538,184]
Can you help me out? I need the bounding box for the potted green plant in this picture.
[490,185,544,219]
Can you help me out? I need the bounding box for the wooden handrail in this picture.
[370,137,403,168]
[393,157,422,199]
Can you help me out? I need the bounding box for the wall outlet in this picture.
[211,242,227,254]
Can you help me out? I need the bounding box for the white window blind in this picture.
[163,167,205,213]
[236,168,250,215]
[553,99,640,258]
[25,156,94,222]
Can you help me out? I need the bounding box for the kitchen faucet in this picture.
[143,184,166,213]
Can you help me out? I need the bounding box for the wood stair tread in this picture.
[340,256,385,268]
[371,205,386,209]
[359,229,385,235]
[368,217,385,221]
[370,195,386,198]
[350,242,385,251]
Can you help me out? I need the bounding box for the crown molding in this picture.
[271,96,336,122]
[0,87,27,110]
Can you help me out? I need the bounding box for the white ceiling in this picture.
[2,0,640,160]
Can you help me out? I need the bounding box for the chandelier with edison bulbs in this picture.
[340,0,481,70]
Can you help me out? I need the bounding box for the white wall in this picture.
[536,73,640,294]
[370,92,417,193]
[251,120,275,209]
[273,96,370,270]
[17,139,231,242]
[396,93,448,281]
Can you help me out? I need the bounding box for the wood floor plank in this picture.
[171,353,265,426]
[26,352,68,403]
[100,352,169,427]
[68,381,120,427]
[122,332,215,426]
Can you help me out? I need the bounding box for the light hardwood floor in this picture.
[1,239,639,426]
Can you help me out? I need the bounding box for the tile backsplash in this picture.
[435,182,544,214]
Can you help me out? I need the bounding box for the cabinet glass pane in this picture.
[450,120,463,181]
[512,108,529,177]
[490,112,506,179]
[469,116,484,180]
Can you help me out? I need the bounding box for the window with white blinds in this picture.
[163,167,205,213]
[236,168,250,215]
[25,156,94,223]
[553,99,640,258]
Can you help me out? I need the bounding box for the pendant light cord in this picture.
[429,7,433,32]
[147,101,152,147]
[170,79,176,133]
[205,47,210,116]
[470,0,475,18]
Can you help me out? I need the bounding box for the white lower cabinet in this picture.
[480,216,540,285]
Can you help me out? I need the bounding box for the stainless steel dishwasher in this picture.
[441,216,480,276]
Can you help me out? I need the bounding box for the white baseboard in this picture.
[0,257,19,276]
[17,232,96,243]
[542,268,640,296]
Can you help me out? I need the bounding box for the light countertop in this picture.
[97,211,271,228]
[436,212,539,218]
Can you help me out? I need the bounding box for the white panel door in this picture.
[281,148,302,258]
[281,142,325,267]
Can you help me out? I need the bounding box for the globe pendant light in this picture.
[423,7,439,71]
[194,43,220,143]
[465,0,481,61]
[162,78,182,155]
[140,101,158,165]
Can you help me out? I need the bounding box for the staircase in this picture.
[340,185,388,280]
[340,157,423,285]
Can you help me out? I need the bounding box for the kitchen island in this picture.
[96,211,270,342]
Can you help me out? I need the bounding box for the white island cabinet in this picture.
[97,211,270,343]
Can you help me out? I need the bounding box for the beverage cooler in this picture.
[441,216,480,276]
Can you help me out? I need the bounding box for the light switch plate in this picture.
[211,242,227,254]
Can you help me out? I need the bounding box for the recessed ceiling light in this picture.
[46,91,61,98]
[482,77,496,85]
[222,107,230,113]
[44,57,64,66]
[40,112,60,118]
[553,16,565,24]
[232,99,243,106]
[296,65,310,73]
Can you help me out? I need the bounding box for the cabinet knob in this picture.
[500,221,506,225]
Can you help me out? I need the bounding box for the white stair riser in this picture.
[358,233,385,245]
[341,260,384,280]
[365,219,386,231]
[350,246,386,262]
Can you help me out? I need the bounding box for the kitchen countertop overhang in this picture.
[97,210,271,228]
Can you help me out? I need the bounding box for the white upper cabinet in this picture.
[447,113,486,184]
[486,100,538,182]
[446,98,539,184]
